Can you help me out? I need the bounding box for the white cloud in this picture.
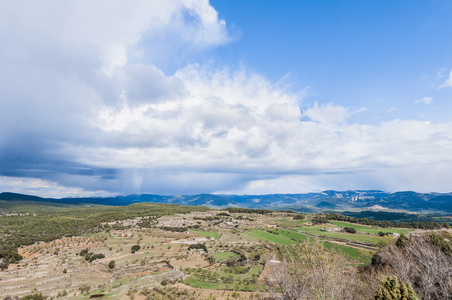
[0,176,114,198]
[302,102,349,123]
[61,63,452,194]
[439,70,452,88]
[416,96,433,104]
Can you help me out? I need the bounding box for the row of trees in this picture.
[321,213,447,229]
[224,208,273,214]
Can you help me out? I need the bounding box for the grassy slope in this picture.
[274,229,309,242]
[323,242,372,264]
[328,221,413,235]
[294,226,383,244]
[243,230,297,245]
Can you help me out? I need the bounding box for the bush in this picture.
[79,248,89,256]
[131,245,141,252]
[395,233,407,247]
[343,227,357,234]
[161,278,168,286]
[293,214,305,220]
[108,260,116,269]
[374,276,418,300]
[312,216,328,225]
[188,243,208,253]
[84,252,105,262]
[21,293,47,300]
[378,231,392,236]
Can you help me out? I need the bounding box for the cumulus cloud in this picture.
[59,64,452,194]
[1,1,452,196]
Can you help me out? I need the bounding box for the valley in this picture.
[1,197,450,299]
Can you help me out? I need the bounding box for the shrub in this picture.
[293,214,305,220]
[343,227,357,234]
[21,293,47,300]
[374,276,418,300]
[79,248,89,256]
[188,243,208,253]
[395,233,407,247]
[108,260,116,269]
[85,253,105,262]
[378,231,392,236]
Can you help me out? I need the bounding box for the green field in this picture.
[210,252,239,262]
[323,242,372,264]
[274,218,310,227]
[243,230,297,245]
[295,226,383,244]
[273,229,309,242]
[328,221,413,235]
[191,230,221,239]
[184,277,259,291]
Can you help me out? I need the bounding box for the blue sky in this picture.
[208,1,452,123]
[0,1,452,197]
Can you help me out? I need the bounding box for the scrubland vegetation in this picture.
[0,199,450,299]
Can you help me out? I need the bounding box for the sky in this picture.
[1,1,452,198]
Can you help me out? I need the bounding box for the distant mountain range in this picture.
[1,190,452,214]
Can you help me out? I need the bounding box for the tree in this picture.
[374,276,418,300]
[343,227,357,234]
[264,239,356,300]
[131,245,141,253]
[108,260,116,269]
[294,214,305,220]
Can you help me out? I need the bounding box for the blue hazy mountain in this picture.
[1,190,452,214]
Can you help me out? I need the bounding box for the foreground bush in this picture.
[371,231,452,299]
[374,276,418,300]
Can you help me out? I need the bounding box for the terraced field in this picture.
[1,205,427,300]
[273,218,310,227]
[210,251,239,262]
[184,265,263,291]
[273,229,309,242]
[191,230,222,239]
